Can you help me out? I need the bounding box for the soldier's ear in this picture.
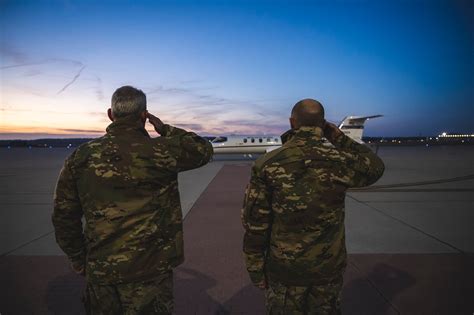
[107,108,114,122]
[289,117,297,129]
[140,110,148,123]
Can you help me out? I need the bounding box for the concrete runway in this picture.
[1,146,473,314]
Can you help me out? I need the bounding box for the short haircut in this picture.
[111,86,147,118]
[291,99,325,127]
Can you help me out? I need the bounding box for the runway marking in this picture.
[0,192,52,195]
[1,230,54,257]
[347,195,467,255]
[350,174,474,191]
[351,188,474,193]
[1,203,52,205]
[360,200,473,203]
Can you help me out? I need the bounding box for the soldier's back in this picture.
[255,127,359,285]
[66,123,187,284]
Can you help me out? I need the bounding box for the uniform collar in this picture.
[106,115,150,137]
[281,126,324,144]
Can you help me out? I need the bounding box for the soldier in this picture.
[242,99,385,314]
[52,86,213,314]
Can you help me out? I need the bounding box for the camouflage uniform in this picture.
[242,126,384,314]
[52,116,213,314]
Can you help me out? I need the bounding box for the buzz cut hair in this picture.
[111,86,147,118]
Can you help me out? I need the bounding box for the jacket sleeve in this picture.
[241,164,272,286]
[332,134,385,188]
[52,156,86,270]
[160,124,213,172]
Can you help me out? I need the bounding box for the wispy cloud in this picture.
[93,75,105,101]
[57,65,86,94]
[60,128,103,133]
[1,44,87,97]
[0,44,28,63]
[141,82,291,135]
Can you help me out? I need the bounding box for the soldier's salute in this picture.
[52,86,213,314]
[242,99,385,314]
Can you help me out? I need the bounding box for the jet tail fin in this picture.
[338,115,382,143]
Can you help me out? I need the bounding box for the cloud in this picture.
[0,56,84,70]
[142,82,292,135]
[1,44,87,97]
[172,123,204,131]
[57,65,86,94]
[93,75,105,101]
[0,43,83,69]
[0,44,28,64]
[60,128,103,133]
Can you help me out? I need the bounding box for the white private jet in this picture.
[210,115,382,155]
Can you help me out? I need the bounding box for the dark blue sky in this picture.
[1,0,473,137]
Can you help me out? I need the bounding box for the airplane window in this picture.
[243,138,247,143]
[274,138,279,142]
[267,137,271,142]
[259,138,263,143]
[251,138,255,143]
[212,137,228,143]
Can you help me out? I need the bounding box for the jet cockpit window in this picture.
[212,137,228,143]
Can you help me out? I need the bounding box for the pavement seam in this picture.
[350,188,474,192]
[347,195,466,255]
[1,203,53,205]
[347,260,401,315]
[1,230,54,257]
[350,174,474,191]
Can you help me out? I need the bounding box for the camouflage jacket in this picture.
[52,116,213,284]
[242,126,384,286]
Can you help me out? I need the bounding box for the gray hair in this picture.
[111,86,147,117]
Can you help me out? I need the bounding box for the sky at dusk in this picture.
[1,0,473,139]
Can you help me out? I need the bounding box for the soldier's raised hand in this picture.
[323,120,343,143]
[146,112,165,135]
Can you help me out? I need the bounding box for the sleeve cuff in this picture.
[248,270,265,285]
[69,251,85,269]
[332,133,352,148]
[160,124,174,137]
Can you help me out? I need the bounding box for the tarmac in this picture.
[1,145,473,314]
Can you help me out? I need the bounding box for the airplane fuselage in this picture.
[210,115,382,154]
[212,136,281,154]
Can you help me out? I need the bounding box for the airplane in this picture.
[210,115,382,155]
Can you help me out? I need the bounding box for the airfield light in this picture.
[441,132,447,136]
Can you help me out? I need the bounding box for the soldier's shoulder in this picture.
[68,136,106,166]
[254,143,303,171]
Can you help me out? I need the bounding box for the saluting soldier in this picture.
[242,99,385,314]
[52,86,213,314]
